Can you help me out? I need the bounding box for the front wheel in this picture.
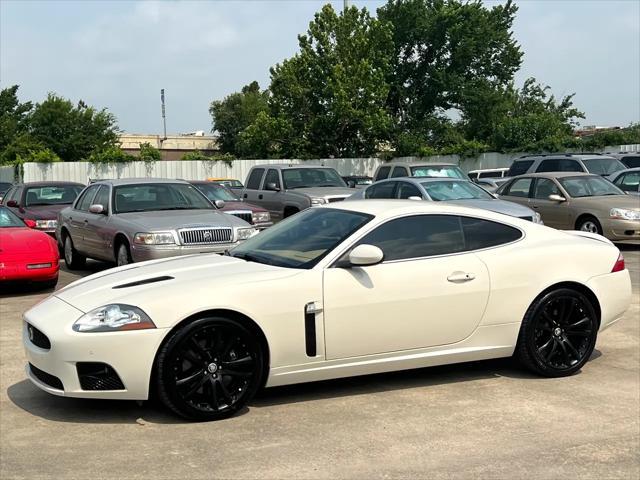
[63,234,86,270]
[577,216,603,235]
[516,288,598,377]
[116,242,132,266]
[155,317,265,421]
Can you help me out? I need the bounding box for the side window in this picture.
[357,215,465,261]
[533,178,560,199]
[365,182,397,199]
[617,172,640,192]
[390,167,409,178]
[537,159,583,173]
[92,185,110,212]
[621,156,640,168]
[507,160,534,176]
[264,169,280,189]
[76,185,99,211]
[461,217,522,250]
[468,172,478,180]
[396,182,422,199]
[374,166,391,181]
[2,187,16,204]
[246,168,265,190]
[505,178,533,197]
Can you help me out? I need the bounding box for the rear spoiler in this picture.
[564,230,614,246]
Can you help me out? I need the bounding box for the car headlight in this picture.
[610,208,640,221]
[133,232,176,245]
[252,211,271,223]
[73,304,156,332]
[34,219,57,229]
[237,227,258,241]
[310,197,327,205]
[533,212,544,224]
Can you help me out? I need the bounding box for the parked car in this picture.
[57,178,256,269]
[0,206,59,289]
[0,181,13,202]
[350,177,542,223]
[240,164,355,221]
[373,162,467,182]
[468,168,509,181]
[608,168,640,195]
[189,181,273,229]
[1,181,84,238]
[24,200,630,420]
[611,153,640,169]
[475,177,510,193]
[342,175,373,188]
[507,153,626,178]
[496,172,640,241]
[206,178,244,189]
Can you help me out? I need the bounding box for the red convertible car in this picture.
[0,206,59,289]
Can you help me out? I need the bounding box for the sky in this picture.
[1,0,639,135]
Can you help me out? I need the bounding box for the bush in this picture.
[17,148,61,163]
[88,147,136,165]
[138,142,161,163]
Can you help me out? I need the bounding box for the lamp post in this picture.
[160,89,167,142]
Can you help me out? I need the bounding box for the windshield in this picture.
[25,185,83,206]
[230,208,372,269]
[582,158,626,176]
[559,176,625,198]
[114,183,213,213]
[411,165,466,179]
[193,183,239,202]
[0,206,25,227]
[282,168,347,189]
[0,182,12,193]
[421,180,494,201]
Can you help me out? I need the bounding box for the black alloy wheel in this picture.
[156,317,265,421]
[517,288,598,377]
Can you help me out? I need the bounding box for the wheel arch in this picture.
[574,213,600,230]
[113,232,130,255]
[532,281,601,328]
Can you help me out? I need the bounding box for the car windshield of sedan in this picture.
[421,180,494,201]
[282,168,347,189]
[194,183,239,202]
[25,185,83,206]
[411,166,466,179]
[0,206,25,227]
[230,208,372,269]
[113,183,213,213]
[559,176,625,198]
[582,158,626,176]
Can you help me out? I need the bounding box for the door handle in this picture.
[258,194,263,200]
[83,219,89,224]
[532,205,539,209]
[243,194,248,199]
[447,272,476,283]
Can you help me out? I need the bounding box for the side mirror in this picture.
[348,244,384,267]
[214,199,226,209]
[89,204,105,214]
[407,196,422,201]
[348,181,356,188]
[266,182,280,192]
[548,194,566,202]
[24,219,36,228]
[6,200,18,207]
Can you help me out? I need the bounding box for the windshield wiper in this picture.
[157,206,200,210]
[232,252,265,264]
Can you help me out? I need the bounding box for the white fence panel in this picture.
[0,166,15,183]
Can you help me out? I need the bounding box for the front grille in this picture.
[26,323,51,350]
[230,212,253,224]
[519,216,533,222]
[178,227,233,245]
[29,363,63,390]
[77,362,125,390]
[327,197,346,203]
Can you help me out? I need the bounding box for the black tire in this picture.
[63,234,86,270]
[155,317,265,421]
[576,216,603,235]
[38,278,58,290]
[116,241,132,266]
[283,207,299,218]
[516,288,598,377]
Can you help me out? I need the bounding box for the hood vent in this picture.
[112,276,174,289]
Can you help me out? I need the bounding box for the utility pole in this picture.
[344,0,350,10]
[160,89,167,142]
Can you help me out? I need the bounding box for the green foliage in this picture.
[236,111,294,159]
[88,146,135,165]
[181,149,211,161]
[209,81,269,155]
[0,86,33,153]
[577,123,640,151]
[17,148,61,164]
[181,150,235,167]
[138,142,161,163]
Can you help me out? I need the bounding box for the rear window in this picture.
[536,159,583,173]
[581,158,626,175]
[461,217,522,250]
[507,160,534,177]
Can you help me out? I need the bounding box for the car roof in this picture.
[92,178,191,186]
[468,168,509,173]
[373,177,469,185]
[379,162,458,167]
[16,181,85,187]
[252,164,337,170]
[514,172,595,179]
[514,154,617,161]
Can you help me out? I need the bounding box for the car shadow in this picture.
[616,242,640,251]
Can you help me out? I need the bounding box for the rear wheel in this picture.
[577,216,603,235]
[516,288,598,377]
[63,234,86,270]
[156,317,265,421]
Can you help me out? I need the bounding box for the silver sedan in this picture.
[57,178,255,268]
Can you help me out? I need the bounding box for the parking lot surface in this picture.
[1,247,639,479]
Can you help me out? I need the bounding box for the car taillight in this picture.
[611,253,625,272]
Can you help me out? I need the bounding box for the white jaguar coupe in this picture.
[23,201,631,421]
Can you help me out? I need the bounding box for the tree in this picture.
[236,111,294,159]
[29,93,119,162]
[264,5,394,158]
[138,142,161,162]
[0,85,33,152]
[209,81,269,155]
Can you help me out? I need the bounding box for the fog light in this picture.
[27,263,52,269]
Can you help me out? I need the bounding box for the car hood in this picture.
[0,227,57,254]
[221,201,266,213]
[571,194,640,210]
[54,253,298,314]
[445,198,535,218]
[21,204,71,220]
[115,209,250,230]
[286,187,355,198]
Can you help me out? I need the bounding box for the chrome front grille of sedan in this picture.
[178,227,233,245]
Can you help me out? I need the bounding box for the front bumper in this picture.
[130,241,241,262]
[23,296,168,400]
[0,258,59,282]
[602,218,640,241]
